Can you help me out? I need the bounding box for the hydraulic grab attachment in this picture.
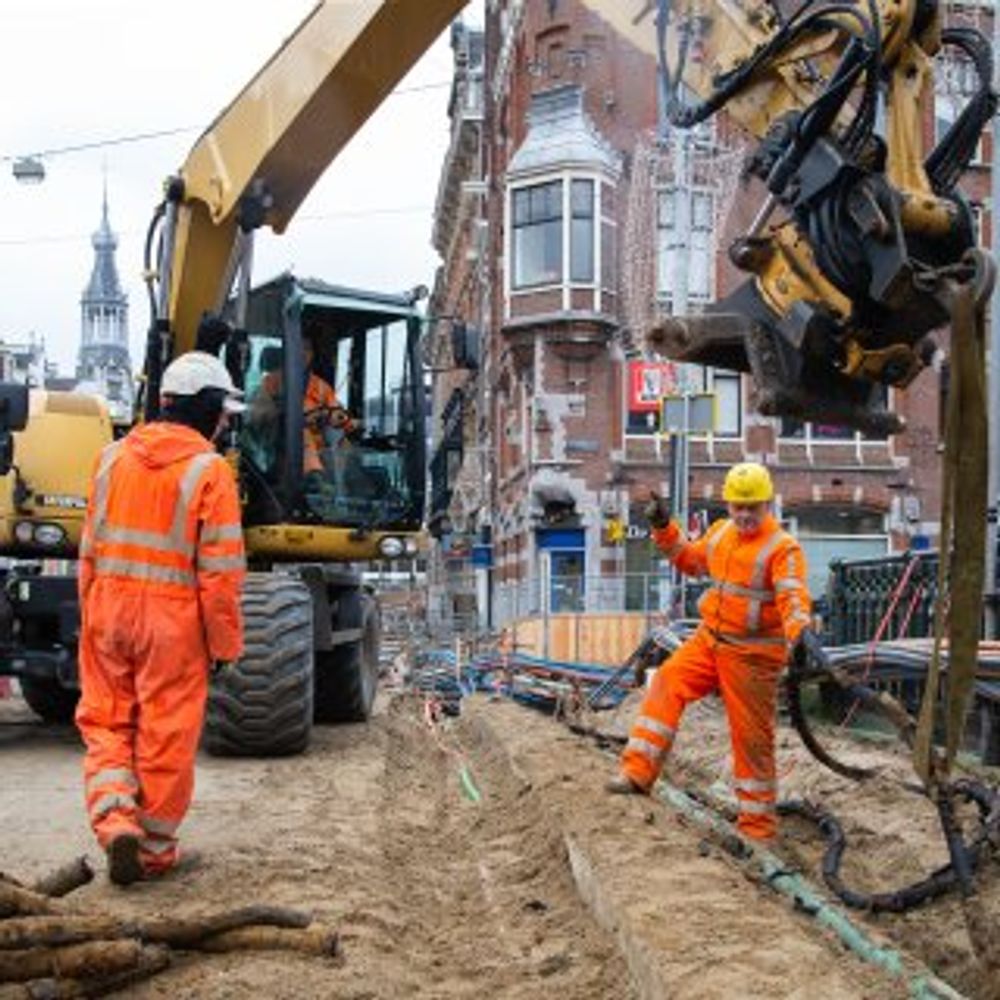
[581,0,998,434]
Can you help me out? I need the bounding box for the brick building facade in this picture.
[427,0,993,628]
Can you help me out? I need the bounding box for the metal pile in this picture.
[408,647,636,714]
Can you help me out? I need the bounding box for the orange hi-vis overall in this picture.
[75,423,245,874]
[621,515,811,839]
[261,370,351,474]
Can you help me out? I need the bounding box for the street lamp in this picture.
[11,157,45,184]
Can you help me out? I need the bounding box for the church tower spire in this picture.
[78,182,133,420]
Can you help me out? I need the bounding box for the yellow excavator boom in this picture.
[165,0,467,356]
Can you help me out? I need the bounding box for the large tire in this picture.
[313,591,380,724]
[19,675,79,725]
[204,574,314,757]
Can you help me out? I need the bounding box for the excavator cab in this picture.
[233,275,426,546]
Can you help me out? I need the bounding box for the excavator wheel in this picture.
[313,590,381,724]
[19,675,79,725]
[204,573,314,757]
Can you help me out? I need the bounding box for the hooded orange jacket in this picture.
[79,423,245,661]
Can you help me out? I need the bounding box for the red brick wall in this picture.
[467,0,990,570]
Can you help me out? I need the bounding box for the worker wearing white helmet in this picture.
[76,350,246,885]
[609,462,815,844]
[160,350,247,419]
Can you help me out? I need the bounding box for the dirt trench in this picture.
[0,689,985,997]
[2,693,627,997]
[591,692,1000,1000]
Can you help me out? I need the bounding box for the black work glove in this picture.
[643,490,672,530]
[791,627,828,674]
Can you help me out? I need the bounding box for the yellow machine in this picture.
[0,1,466,753]
[596,0,996,434]
[0,0,992,754]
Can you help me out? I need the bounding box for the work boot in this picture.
[107,834,143,887]
[605,774,648,796]
[145,848,204,881]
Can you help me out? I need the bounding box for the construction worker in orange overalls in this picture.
[249,325,355,479]
[75,352,246,886]
[608,462,815,842]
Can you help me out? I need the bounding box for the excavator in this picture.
[0,0,469,753]
[0,0,993,757]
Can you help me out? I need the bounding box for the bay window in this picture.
[512,181,563,288]
[510,175,605,291]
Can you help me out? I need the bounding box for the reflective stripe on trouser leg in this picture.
[621,631,719,790]
[75,624,144,849]
[138,821,180,873]
[716,643,783,839]
[132,591,210,873]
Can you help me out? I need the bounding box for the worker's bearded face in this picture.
[728,501,768,535]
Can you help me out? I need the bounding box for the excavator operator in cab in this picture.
[248,323,358,489]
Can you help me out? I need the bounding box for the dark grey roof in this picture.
[82,191,126,304]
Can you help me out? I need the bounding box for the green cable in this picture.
[459,764,482,803]
[654,783,964,999]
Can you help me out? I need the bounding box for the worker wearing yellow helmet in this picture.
[608,462,816,843]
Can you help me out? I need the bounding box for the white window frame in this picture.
[778,389,895,460]
[655,184,715,310]
[506,170,610,316]
[622,364,743,441]
[509,179,564,291]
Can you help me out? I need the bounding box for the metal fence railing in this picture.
[824,550,940,646]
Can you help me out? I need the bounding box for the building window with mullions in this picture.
[512,181,564,288]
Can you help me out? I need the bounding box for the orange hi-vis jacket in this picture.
[79,422,246,661]
[261,369,352,475]
[652,514,811,650]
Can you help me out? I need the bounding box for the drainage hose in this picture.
[784,665,876,781]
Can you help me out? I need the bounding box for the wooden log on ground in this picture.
[0,884,63,920]
[0,917,133,951]
[14,945,170,999]
[139,905,312,948]
[0,940,145,983]
[31,860,94,900]
[194,924,340,957]
[0,903,317,952]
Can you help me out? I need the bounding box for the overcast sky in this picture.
[0,1,480,375]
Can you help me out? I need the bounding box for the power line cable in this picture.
[0,80,453,162]
[0,204,434,247]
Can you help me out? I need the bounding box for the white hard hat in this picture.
[160,351,246,413]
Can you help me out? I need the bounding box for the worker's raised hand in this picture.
[643,490,672,530]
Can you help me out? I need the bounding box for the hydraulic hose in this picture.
[784,664,876,781]
[779,791,998,914]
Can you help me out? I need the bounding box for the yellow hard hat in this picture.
[722,462,773,503]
